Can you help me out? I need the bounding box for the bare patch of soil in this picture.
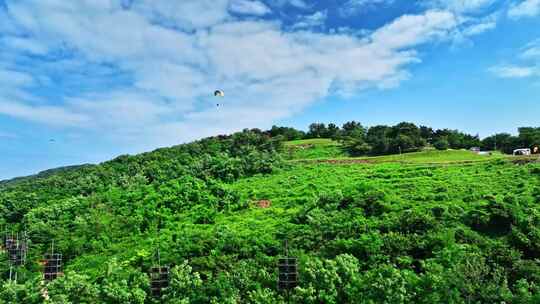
[256,200,271,208]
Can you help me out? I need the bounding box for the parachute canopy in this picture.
[214,90,224,97]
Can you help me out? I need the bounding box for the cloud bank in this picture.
[489,39,540,79]
[0,0,496,150]
[508,0,540,19]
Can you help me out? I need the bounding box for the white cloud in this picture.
[461,13,498,36]
[508,0,540,18]
[288,0,310,9]
[268,0,311,9]
[0,101,90,126]
[489,65,537,78]
[340,0,394,17]
[131,0,230,30]
[68,93,170,126]
[462,20,496,36]
[0,69,34,87]
[1,36,48,55]
[428,0,495,14]
[371,10,457,49]
[292,10,327,29]
[229,0,271,16]
[422,0,498,45]
[521,39,540,58]
[489,39,540,81]
[0,1,464,150]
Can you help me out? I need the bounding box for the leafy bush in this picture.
[433,138,449,150]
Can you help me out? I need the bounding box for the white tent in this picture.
[513,148,531,156]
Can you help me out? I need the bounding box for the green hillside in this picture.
[1,133,540,303]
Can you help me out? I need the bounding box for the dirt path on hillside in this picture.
[291,158,513,166]
[292,158,375,164]
[512,157,540,165]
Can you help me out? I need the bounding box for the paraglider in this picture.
[214,90,224,97]
[214,90,224,107]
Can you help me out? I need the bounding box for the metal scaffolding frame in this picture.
[148,215,171,298]
[3,231,28,282]
[278,240,298,304]
[278,257,298,290]
[43,242,62,281]
[150,265,170,298]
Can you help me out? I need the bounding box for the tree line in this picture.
[267,122,540,156]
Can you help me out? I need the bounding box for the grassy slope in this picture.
[77,145,513,269]
[212,143,532,253]
[286,138,507,163]
[23,142,528,271]
[209,157,539,279]
[209,142,533,258]
[227,159,527,222]
[284,138,340,146]
[72,142,517,271]
[348,149,505,164]
[284,138,346,160]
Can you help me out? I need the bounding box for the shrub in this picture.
[434,139,449,150]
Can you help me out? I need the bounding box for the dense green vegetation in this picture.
[230,158,540,303]
[1,125,540,303]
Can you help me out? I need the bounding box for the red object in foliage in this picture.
[257,200,271,208]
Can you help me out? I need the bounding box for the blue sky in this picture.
[0,0,539,180]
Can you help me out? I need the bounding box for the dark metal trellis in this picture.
[150,265,170,298]
[278,257,298,290]
[7,238,27,266]
[278,240,298,304]
[149,216,170,298]
[43,242,62,281]
[4,231,28,282]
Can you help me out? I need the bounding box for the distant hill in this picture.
[0,164,95,188]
